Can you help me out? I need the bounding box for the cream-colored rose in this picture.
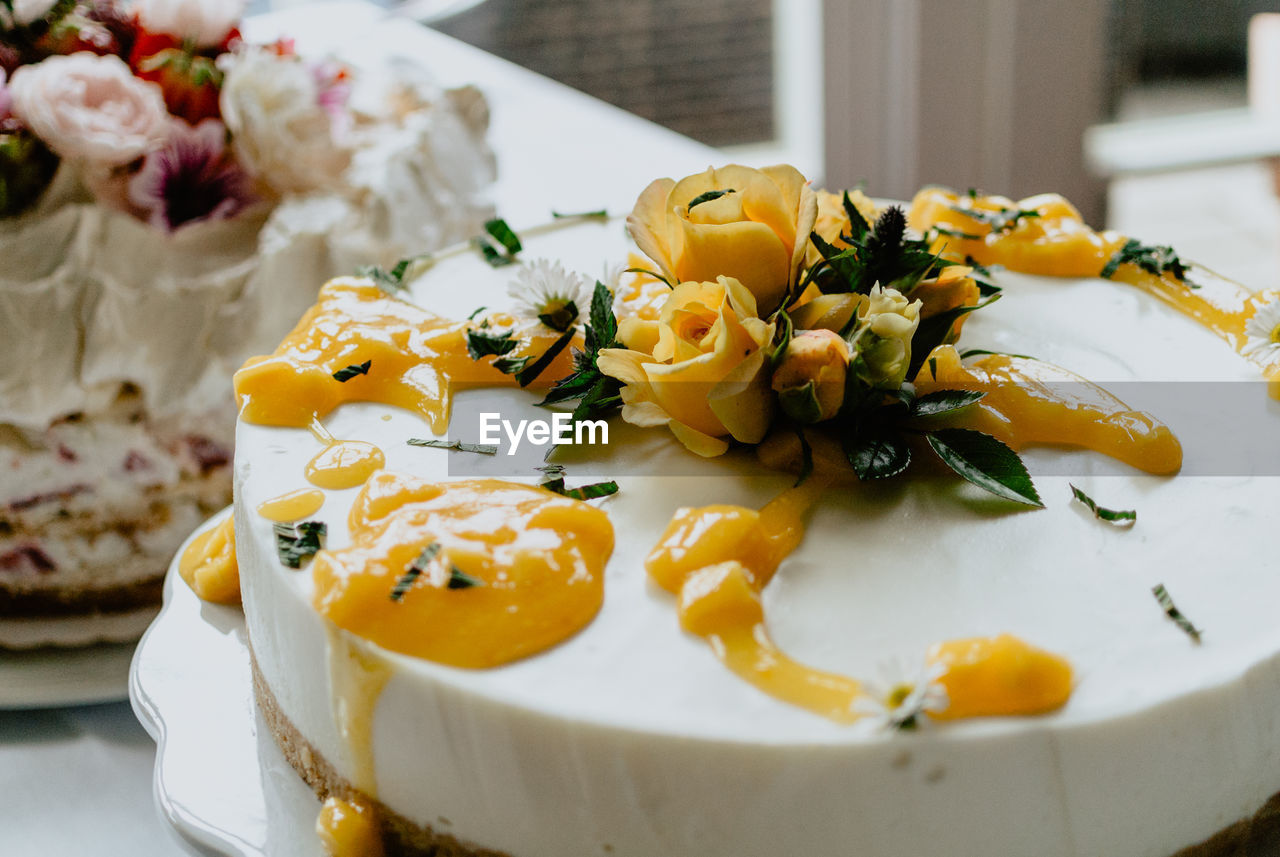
[849,286,922,389]
[0,0,58,27]
[218,47,352,194]
[627,164,817,315]
[133,0,245,48]
[597,276,775,457]
[771,328,850,423]
[8,53,170,167]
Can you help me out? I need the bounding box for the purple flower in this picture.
[128,118,256,232]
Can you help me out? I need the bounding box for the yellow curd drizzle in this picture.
[178,514,240,605]
[256,488,326,522]
[233,277,577,433]
[916,346,1183,475]
[306,419,385,491]
[317,795,385,857]
[326,626,393,796]
[908,187,1280,372]
[647,479,1073,724]
[312,472,613,668]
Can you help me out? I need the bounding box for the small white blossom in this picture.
[853,657,950,731]
[1241,298,1280,369]
[507,258,594,331]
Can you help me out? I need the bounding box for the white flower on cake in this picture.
[7,53,170,166]
[218,47,352,195]
[848,285,922,390]
[507,258,594,332]
[0,0,58,28]
[132,0,245,49]
[1242,297,1280,369]
[853,658,950,730]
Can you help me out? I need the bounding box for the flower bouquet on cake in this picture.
[0,0,495,644]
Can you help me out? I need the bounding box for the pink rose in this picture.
[8,53,171,167]
[132,0,245,49]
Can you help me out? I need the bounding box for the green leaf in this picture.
[911,389,985,418]
[793,426,814,487]
[472,218,523,268]
[332,360,371,382]
[539,466,620,500]
[925,428,1042,507]
[1101,238,1190,283]
[273,521,327,569]
[359,264,409,295]
[493,355,531,375]
[958,348,1035,361]
[687,189,735,211]
[447,567,485,589]
[769,309,794,372]
[407,438,498,455]
[844,425,912,481]
[538,282,624,421]
[1069,484,1136,526]
[623,266,674,288]
[514,327,576,387]
[1152,583,1201,643]
[466,328,519,360]
[552,209,609,220]
[391,543,441,602]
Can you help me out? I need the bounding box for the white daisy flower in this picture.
[508,258,595,332]
[1242,298,1280,369]
[852,657,950,731]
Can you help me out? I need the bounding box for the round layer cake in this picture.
[235,214,1280,857]
[0,56,494,645]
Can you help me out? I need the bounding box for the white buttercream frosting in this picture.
[239,220,1280,857]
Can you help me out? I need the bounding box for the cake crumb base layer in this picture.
[252,643,1280,857]
[250,648,511,857]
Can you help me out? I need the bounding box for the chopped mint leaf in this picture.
[687,189,735,211]
[407,438,498,455]
[947,203,1041,234]
[958,348,1035,361]
[552,209,609,220]
[466,328,519,360]
[359,251,434,295]
[911,389,985,418]
[447,566,485,589]
[493,355,531,375]
[539,469,620,501]
[390,542,441,602]
[1070,484,1136,526]
[467,306,488,320]
[1152,583,1201,643]
[931,226,984,242]
[1101,238,1190,283]
[473,218,523,267]
[332,360,371,382]
[274,520,326,569]
[925,428,1043,507]
[514,327,576,387]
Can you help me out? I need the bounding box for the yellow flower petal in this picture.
[668,420,730,457]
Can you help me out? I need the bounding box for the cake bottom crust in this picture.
[251,649,511,857]
[252,644,1280,857]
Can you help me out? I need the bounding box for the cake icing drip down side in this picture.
[0,54,496,631]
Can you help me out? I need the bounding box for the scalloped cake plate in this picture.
[130,509,324,857]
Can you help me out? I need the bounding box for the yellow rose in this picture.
[597,276,775,457]
[628,164,818,314]
[771,329,850,423]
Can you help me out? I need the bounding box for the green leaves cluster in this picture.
[274,521,327,569]
[838,387,1042,507]
[804,198,945,298]
[537,464,620,500]
[390,543,484,602]
[465,322,576,388]
[537,281,625,422]
[1101,238,1189,283]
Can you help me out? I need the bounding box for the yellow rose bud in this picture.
[787,293,859,334]
[628,164,818,315]
[771,329,850,423]
[597,276,776,457]
[850,286,922,389]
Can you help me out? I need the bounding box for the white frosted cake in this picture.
[0,1,495,643]
[214,168,1280,857]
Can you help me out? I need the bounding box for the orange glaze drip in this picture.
[312,472,613,668]
[646,478,861,723]
[647,479,1074,724]
[317,796,385,857]
[306,441,385,490]
[178,514,239,605]
[909,188,1280,370]
[256,488,326,522]
[232,277,577,433]
[927,634,1073,720]
[916,346,1183,475]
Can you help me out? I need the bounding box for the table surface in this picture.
[0,3,716,854]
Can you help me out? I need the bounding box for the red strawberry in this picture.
[134,47,224,124]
